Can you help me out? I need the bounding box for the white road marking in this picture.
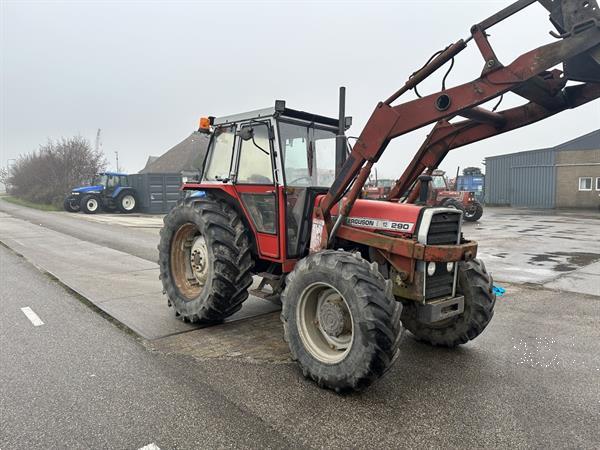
[20,307,44,327]
[138,444,161,450]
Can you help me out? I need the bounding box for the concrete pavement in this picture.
[0,211,279,340]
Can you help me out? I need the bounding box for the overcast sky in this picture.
[1,0,598,178]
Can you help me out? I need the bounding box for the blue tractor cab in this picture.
[64,172,138,214]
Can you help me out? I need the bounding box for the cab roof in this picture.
[100,171,129,177]
[214,102,339,129]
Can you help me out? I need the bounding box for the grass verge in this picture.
[0,195,61,211]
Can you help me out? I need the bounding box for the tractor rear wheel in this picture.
[400,258,495,347]
[158,195,254,323]
[117,192,137,214]
[464,201,483,222]
[63,196,80,213]
[81,195,101,214]
[281,250,403,392]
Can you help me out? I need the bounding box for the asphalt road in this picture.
[0,247,293,449]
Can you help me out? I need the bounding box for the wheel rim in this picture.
[464,208,475,218]
[297,282,353,364]
[87,199,98,211]
[121,194,135,211]
[170,223,208,300]
[69,199,79,210]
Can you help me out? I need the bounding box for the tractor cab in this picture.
[431,170,450,191]
[184,102,344,266]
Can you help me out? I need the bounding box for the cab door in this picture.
[233,120,281,259]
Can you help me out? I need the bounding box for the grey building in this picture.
[130,132,210,214]
[485,130,600,209]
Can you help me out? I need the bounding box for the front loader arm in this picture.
[316,0,600,246]
[389,82,600,201]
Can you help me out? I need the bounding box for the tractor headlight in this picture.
[446,262,455,272]
[427,262,436,276]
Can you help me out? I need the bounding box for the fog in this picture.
[2,0,598,178]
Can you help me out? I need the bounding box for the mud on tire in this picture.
[400,258,495,347]
[281,250,403,392]
[158,195,254,323]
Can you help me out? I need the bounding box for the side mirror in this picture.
[236,127,254,141]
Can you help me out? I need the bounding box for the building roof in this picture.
[141,156,159,172]
[139,132,210,174]
[486,129,600,161]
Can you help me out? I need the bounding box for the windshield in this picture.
[279,121,336,187]
[432,176,447,189]
[94,174,108,186]
[204,125,236,181]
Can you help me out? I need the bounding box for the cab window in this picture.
[107,175,118,188]
[279,121,336,187]
[236,123,274,184]
[204,125,236,181]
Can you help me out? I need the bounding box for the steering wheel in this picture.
[288,176,312,186]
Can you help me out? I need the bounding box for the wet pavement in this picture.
[464,207,600,296]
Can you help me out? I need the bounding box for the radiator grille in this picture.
[424,211,461,300]
[427,212,461,245]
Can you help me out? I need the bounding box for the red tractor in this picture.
[429,170,484,221]
[159,0,600,392]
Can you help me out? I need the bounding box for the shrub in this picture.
[8,136,106,207]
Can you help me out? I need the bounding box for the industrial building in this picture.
[485,130,600,209]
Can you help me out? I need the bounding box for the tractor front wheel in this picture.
[158,195,254,323]
[400,258,495,347]
[81,195,101,214]
[63,196,80,213]
[281,250,403,392]
[464,201,483,222]
[443,198,465,214]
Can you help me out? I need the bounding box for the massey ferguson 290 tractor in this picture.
[159,0,600,392]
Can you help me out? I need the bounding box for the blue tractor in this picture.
[63,172,138,214]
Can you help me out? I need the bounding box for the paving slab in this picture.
[0,214,279,340]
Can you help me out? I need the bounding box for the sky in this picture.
[1,0,599,178]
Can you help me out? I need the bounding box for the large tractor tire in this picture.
[400,258,495,347]
[443,198,466,214]
[63,196,80,213]
[81,194,101,214]
[281,250,403,392]
[158,196,254,323]
[464,201,483,222]
[117,192,137,214]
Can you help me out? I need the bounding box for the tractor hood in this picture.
[72,185,103,194]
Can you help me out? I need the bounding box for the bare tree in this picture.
[0,167,8,191]
[9,136,106,206]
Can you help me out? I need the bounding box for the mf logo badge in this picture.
[345,216,414,232]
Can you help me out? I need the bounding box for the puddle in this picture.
[527,251,600,273]
[554,264,577,272]
[553,252,600,266]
